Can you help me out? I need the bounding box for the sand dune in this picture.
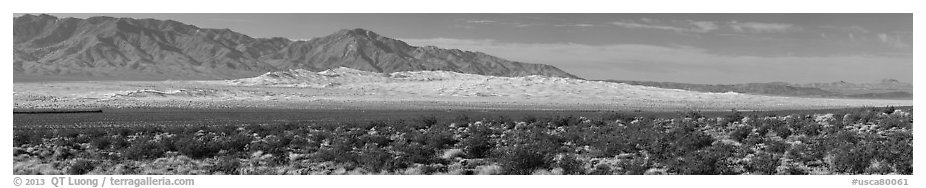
[13,68,912,111]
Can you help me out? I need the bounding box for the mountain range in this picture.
[792,79,912,94]
[13,14,577,81]
[13,14,911,100]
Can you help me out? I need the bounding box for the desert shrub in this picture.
[73,129,106,144]
[785,117,805,130]
[620,122,661,148]
[174,137,219,159]
[617,157,651,175]
[667,152,716,175]
[772,124,792,139]
[13,131,41,146]
[559,122,591,141]
[460,125,495,158]
[220,133,253,152]
[49,137,79,149]
[748,152,780,174]
[864,159,893,175]
[123,138,168,160]
[306,130,333,145]
[416,126,457,150]
[826,131,860,147]
[414,115,439,130]
[880,106,897,114]
[649,122,714,161]
[486,115,514,125]
[67,159,96,175]
[521,115,539,124]
[286,135,313,152]
[880,132,912,174]
[798,123,823,137]
[729,126,752,142]
[552,154,584,175]
[822,123,847,136]
[723,109,744,125]
[879,116,911,130]
[248,134,293,159]
[892,156,913,175]
[787,142,826,163]
[494,129,563,175]
[13,107,912,175]
[453,114,471,125]
[53,129,82,139]
[314,148,356,165]
[496,144,553,175]
[831,144,877,174]
[754,124,771,137]
[331,129,366,148]
[602,112,636,122]
[278,123,301,132]
[765,140,790,154]
[854,110,880,124]
[209,157,241,175]
[358,134,391,148]
[667,144,738,175]
[357,143,394,172]
[392,142,438,167]
[777,161,809,175]
[360,120,391,131]
[586,125,655,157]
[551,116,581,127]
[313,137,359,164]
[589,164,613,175]
[113,128,136,137]
[682,110,704,119]
[88,136,113,150]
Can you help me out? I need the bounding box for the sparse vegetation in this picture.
[13,107,912,175]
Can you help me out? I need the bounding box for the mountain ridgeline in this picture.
[13,14,578,81]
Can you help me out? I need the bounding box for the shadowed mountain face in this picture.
[13,14,578,81]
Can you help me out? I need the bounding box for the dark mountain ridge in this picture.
[13,14,578,81]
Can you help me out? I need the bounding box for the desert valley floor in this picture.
[13,68,914,176]
[14,68,912,111]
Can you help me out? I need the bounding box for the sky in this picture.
[28,13,913,84]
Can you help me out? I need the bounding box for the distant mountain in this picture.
[604,80,912,100]
[263,29,578,78]
[845,91,912,99]
[13,14,578,81]
[792,79,913,95]
[604,80,837,97]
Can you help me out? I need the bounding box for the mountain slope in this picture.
[14,14,281,80]
[13,14,578,81]
[261,28,579,78]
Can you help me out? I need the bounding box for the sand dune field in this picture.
[13,68,911,111]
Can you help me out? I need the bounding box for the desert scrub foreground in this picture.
[13,107,912,175]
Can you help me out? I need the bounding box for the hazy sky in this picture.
[29,13,912,84]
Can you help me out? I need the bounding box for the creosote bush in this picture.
[13,107,913,175]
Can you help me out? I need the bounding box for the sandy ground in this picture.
[13,68,912,111]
